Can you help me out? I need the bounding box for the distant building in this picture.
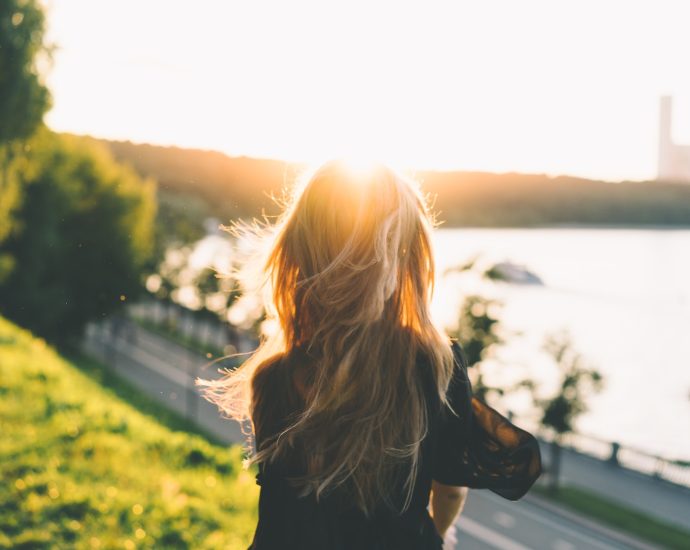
[658,96,690,182]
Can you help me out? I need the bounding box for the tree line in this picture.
[100,138,690,227]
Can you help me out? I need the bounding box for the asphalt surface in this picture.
[454,490,649,550]
[82,320,684,549]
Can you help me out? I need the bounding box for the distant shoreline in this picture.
[96,138,690,228]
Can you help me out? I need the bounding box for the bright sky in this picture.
[43,0,690,181]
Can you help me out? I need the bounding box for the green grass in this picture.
[63,350,222,446]
[0,316,258,549]
[534,485,690,549]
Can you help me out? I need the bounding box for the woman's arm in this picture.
[429,480,468,537]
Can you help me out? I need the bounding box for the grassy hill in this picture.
[0,315,258,549]
[81,136,690,227]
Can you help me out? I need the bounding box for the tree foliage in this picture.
[449,294,505,402]
[0,0,52,255]
[102,138,690,228]
[0,130,157,345]
[194,266,242,318]
[528,331,604,492]
[537,332,604,438]
[0,0,52,146]
[148,190,208,272]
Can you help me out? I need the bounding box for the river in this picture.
[432,227,690,460]
[195,227,690,459]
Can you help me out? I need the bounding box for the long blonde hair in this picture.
[198,159,454,516]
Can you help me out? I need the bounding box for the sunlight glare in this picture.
[42,0,690,180]
[339,156,381,184]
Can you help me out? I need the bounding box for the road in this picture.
[82,320,669,550]
[455,491,642,550]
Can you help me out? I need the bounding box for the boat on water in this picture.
[484,261,544,285]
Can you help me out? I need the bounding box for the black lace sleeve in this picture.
[432,341,542,500]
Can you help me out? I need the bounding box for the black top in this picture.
[248,341,542,549]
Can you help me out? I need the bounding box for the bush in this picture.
[0,130,156,345]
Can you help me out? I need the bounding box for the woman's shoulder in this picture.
[415,338,466,364]
[251,350,308,426]
[251,353,287,394]
[251,353,296,450]
[415,340,467,383]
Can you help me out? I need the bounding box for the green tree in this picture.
[0,0,51,154]
[194,266,242,318]
[0,0,52,273]
[0,130,156,346]
[449,294,505,402]
[534,332,604,492]
[147,189,208,273]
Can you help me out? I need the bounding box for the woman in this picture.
[199,160,542,549]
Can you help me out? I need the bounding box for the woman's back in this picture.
[197,160,541,549]
[248,341,541,550]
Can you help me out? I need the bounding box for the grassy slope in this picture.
[0,316,258,549]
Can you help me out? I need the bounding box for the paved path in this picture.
[83,321,245,444]
[82,320,688,548]
[455,490,656,550]
[552,443,690,532]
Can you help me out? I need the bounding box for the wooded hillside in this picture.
[94,137,690,227]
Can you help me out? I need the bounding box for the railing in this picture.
[546,430,690,489]
[121,299,690,491]
[127,298,258,356]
